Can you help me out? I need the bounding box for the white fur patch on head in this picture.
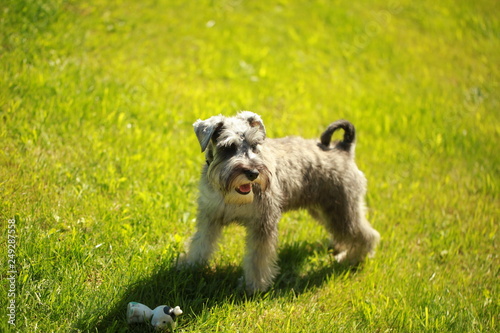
[237,111,266,136]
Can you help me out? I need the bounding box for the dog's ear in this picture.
[193,115,224,152]
[237,111,266,136]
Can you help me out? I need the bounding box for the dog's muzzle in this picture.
[244,169,260,181]
[236,183,252,195]
[234,169,259,195]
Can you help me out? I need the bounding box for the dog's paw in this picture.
[176,253,190,270]
[334,251,348,263]
[242,278,270,295]
[335,250,365,266]
[176,253,207,271]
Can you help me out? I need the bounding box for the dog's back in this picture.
[264,128,363,211]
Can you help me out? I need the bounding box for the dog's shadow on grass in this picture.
[273,241,358,293]
[83,241,357,332]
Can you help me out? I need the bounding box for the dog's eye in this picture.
[220,143,237,154]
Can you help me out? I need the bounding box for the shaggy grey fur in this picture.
[179,111,380,292]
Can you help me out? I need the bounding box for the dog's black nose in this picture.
[244,169,260,181]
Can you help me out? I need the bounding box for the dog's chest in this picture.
[218,202,260,226]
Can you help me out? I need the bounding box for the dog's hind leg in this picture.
[311,198,379,265]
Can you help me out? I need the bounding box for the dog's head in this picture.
[193,111,270,204]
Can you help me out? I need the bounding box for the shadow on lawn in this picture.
[80,241,357,332]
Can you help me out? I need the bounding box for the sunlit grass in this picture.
[1,0,498,331]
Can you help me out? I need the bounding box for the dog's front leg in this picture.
[243,219,280,293]
[179,212,223,267]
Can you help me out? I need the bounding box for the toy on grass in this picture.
[127,302,182,330]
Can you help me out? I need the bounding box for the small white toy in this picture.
[127,302,183,330]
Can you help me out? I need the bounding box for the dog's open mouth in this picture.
[235,184,252,195]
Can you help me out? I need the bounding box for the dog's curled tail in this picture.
[320,119,356,152]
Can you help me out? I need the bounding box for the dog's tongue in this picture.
[238,184,252,194]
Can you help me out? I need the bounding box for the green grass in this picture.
[1,0,498,331]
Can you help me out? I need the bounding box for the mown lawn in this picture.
[1,0,498,332]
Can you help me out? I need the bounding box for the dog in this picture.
[179,111,380,293]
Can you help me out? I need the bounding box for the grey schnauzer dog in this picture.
[179,111,380,293]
